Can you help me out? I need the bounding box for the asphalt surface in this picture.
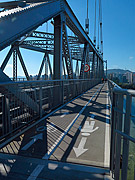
[0,82,111,180]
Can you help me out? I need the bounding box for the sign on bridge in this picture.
[83,64,90,72]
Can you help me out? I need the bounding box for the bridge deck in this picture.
[0,82,111,180]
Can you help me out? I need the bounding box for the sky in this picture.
[67,0,135,71]
[0,0,135,77]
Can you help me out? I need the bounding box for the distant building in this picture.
[133,73,135,84]
[118,74,123,83]
[125,72,133,84]
[107,69,135,84]
[122,75,128,83]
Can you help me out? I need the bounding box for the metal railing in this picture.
[0,79,100,140]
[108,80,135,180]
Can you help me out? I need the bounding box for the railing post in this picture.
[61,80,64,104]
[121,94,132,180]
[39,83,42,118]
[114,94,123,180]
[3,95,11,134]
[110,91,116,176]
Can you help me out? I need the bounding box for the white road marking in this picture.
[0,86,92,150]
[73,137,88,157]
[43,85,102,160]
[81,121,99,134]
[104,86,110,168]
[37,124,57,133]
[60,112,69,118]
[81,133,91,136]
[27,84,103,180]
[21,133,43,151]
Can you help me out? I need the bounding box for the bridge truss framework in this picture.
[0,0,104,82]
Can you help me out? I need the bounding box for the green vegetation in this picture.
[127,119,135,180]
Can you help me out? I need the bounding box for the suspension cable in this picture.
[94,0,96,45]
[100,0,103,57]
[97,0,100,51]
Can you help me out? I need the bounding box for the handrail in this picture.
[108,79,121,89]
[113,87,135,97]
[109,79,135,180]
[0,78,100,86]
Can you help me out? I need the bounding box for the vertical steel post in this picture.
[114,94,123,180]
[86,44,90,79]
[102,61,104,78]
[92,51,95,79]
[3,95,10,134]
[121,94,132,180]
[106,60,107,78]
[45,57,48,80]
[80,43,88,79]
[13,48,17,81]
[61,80,64,104]
[53,15,62,80]
[110,92,116,175]
[53,15,63,106]
[96,56,99,79]
[39,83,42,118]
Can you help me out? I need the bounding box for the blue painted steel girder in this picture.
[0,1,63,51]
[0,0,103,62]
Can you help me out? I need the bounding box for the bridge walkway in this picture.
[0,82,112,180]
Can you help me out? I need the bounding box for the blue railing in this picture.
[108,80,135,180]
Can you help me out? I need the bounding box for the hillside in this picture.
[107,69,132,74]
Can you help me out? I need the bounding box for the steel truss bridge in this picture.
[0,1,135,180]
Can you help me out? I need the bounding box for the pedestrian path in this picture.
[0,82,111,180]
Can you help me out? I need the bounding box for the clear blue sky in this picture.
[67,0,135,71]
[0,0,135,77]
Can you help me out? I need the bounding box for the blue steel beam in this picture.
[63,0,103,61]
[0,0,103,62]
[0,1,63,51]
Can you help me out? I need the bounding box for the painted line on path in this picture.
[27,84,104,180]
[104,84,110,168]
[0,84,100,149]
[60,112,69,118]
[43,84,103,160]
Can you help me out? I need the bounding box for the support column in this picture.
[96,56,99,79]
[53,15,62,80]
[101,61,104,77]
[106,60,107,78]
[86,44,90,79]
[80,43,88,79]
[13,49,17,81]
[99,59,102,79]
[53,15,63,107]
[92,51,95,79]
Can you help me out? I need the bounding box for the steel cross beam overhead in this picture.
[0,0,104,82]
[0,0,102,60]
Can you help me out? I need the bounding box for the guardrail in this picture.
[108,79,121,103]
[0,79,100,140]
[108,80,135,180]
